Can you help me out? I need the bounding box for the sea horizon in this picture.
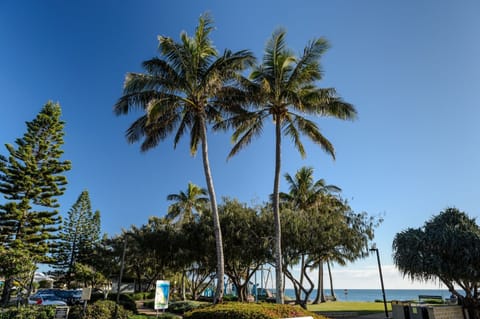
[282,288,451,302]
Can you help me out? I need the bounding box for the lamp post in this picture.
[370,245,389,319]
[114,233,128,319]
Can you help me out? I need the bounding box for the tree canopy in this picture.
[393,207,480,318]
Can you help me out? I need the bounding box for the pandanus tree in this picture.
[114,14,254,302]
[393,207,480,319]
[220,29,356,303]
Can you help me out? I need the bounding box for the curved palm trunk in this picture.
[273,120,284,304]
[200,119,224,303]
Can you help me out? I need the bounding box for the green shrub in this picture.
[90,292,138,313]
[0,306,56,319]
[68,300,132,319]
[130,314,178,319]
[143,300,154,309]
[168,300,209,314]
[223,295,239,301]
[184,302,326,319]
[145,291,155,299]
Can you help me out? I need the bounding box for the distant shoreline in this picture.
[282,288,450,302]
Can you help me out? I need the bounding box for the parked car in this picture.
[55,289,82,305]
[35,289,82,305]
[28,294,67,306]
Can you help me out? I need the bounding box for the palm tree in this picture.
[280,166,341,210]
[166,182,208,225]
[224,29,356,303]
[281,166,341,303]
[113,14,254,302]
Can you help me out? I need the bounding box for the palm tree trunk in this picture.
[313,262,324,304]
[200,119,224,303]
[182,270,186,301]
[327,260,336,300]
[273,120,284,304]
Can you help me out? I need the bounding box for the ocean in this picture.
[283,289,451,302]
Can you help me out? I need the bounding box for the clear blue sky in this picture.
[1,1,479,289]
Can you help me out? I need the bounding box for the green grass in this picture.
[308,301,392,316]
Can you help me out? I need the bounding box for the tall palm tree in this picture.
[114,14,254,302]
[223,30,356,303]
[166,182,208,225]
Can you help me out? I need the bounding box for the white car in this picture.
[28,294,67,306]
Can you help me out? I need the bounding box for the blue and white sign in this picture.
[154,280,170,310]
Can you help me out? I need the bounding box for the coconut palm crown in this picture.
[167,182,209,225]
[114,14,255,303]
[219,29,357,303]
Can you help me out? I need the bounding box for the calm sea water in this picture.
[284,289,451,302]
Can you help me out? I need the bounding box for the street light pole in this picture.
[370,246,389,319]
[114,234,128,319]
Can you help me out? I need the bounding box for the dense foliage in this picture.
[53,190,101,287]
[68,300,132,319]
[184,302,326,319]
[393,207,480,319]
[0,305,56,319]
[221,28,357,303]
[114,13,254,303]
[0,102,71,304]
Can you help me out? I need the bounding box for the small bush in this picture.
[90,292,137,313]
[143,300,154,309]
[0,306,56,319]
[145,291,155,299]
[168,300,209,314]
[130,314,179,319]
[68,300,132,319]
[184,302,326,319]
[130,292,145,301]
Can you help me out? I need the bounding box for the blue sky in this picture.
[1,1,480,289]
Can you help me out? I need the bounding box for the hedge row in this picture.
[183,302,326,319]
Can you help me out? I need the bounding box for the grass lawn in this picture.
[308,301,392,316]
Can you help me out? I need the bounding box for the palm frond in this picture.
[195,13,216,57]
[189,117,202,155]
[288,37,329,86]
[158,35,189,78]
[290,113,335,159]
[173,109,193,148]
[283,118,306,158]
[125,115,148,144]
[264,28,287,76]
[141,58,182,90]
[302,88,357,120]
[228,112,266,159]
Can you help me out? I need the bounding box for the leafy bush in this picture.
[0,306,56,319]
[129,292,145,301]
[68,300,132,319]
[184,302,326,319]
[143,300,154,309]
[145,291,155,299]
[168,300,209,314]
[90,292,137,313]
[130,314,178,319]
